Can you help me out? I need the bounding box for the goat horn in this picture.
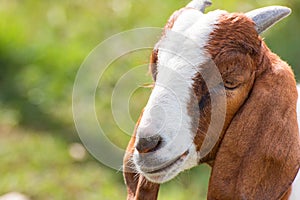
[186,0,212,13]
[245,6,291,34]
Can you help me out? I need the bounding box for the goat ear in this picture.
[123,111,160,200]
[208,62,300,199]
[246,6,291,34]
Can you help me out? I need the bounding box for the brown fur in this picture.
[206,14,300,200]
[149,49,158,81]
[281,187,292,200]
[195,13,261,163]
[124,11,300,200]
[123,110,160,200]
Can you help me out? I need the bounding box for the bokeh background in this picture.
[1,0,299,199]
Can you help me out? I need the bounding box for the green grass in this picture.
[0,127,126,199]
[0,0,299,199]
[0,127,210,199]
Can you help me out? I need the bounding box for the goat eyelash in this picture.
[223,81,241,90]
[141,83,155,89]
[224,85,240,90]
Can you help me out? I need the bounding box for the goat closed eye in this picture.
[224,80,240,90]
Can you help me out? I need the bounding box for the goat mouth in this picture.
[142,150,189,182]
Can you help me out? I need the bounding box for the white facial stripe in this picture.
[134,9,226,183]
[158,9,227,70]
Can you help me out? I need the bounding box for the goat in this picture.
[123,0,300,199]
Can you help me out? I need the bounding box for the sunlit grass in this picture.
[0,127,126,199]
[0,0,299,199]
[0,127,210,199]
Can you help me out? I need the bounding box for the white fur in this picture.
[133,5,300,193]
[289,85,300,200]
[186,0,211,11]
[133,9,226,183]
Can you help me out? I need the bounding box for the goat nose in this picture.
[135,134,162,153]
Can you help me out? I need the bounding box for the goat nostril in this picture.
[135,135,162,153]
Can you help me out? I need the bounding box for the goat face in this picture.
[132,4,291,184]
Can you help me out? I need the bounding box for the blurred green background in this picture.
[0,0,299,199]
